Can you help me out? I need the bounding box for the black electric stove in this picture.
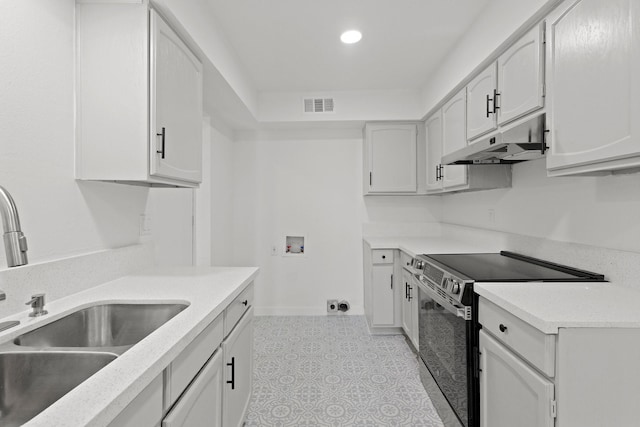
[411,251,606,427]
[413,251,605,306]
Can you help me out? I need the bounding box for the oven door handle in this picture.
[416,279,471,321]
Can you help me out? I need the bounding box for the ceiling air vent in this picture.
[303,98,335,113]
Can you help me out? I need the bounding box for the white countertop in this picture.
[0,266,258,427]
[364,236,502,257]
[475,282,640,334]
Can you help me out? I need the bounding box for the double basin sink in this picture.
[0,302,188,426]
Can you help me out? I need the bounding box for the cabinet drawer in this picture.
[400,251,412,269]
[168,314,224,406]
[478,297,555,377]
[372,250,394,264]
[225,282,254,337]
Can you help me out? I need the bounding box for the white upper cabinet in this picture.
[466,64,498,141]
[442,90,468,190]
[497,23,545,125]
[466,23,545,142]
[150,11,203,183]
[545,0,640,176]
[363,123,418,194]
[76,2,203,187]
[425,112,444,193]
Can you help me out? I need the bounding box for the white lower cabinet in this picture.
[110,283,254,427]
[162,351,223,427]
[371,263,394,326]
[363,242,400,333]
[478,296,640,427]
[479,330,555,427]
[222,307,254,427]
[162,313,225,427]
[401,268,418,349]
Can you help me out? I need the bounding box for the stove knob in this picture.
[451,281,461,294]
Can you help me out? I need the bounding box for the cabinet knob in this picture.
[242,300,248,306]
[382,255,386,259]
[499,324,508,333]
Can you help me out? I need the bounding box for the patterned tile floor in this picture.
[245,315,444,426]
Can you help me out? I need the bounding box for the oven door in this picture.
[417,281,473,427]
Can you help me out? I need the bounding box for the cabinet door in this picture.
[365,124,417,193]
[425,111,443,192]
[222,307,254,427]
[467,63,498,141]
[150,10,203,183]
[371,264,394,326]
[479,330,555,427]
[409,277,419,349]
[163,350,223,427]
[546,0,640,173]
[442,90,468,190]
[401,269,412,337]
[497,23,545,126]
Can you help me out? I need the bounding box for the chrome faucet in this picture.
[26,294,47,317]
[0,186,28,267]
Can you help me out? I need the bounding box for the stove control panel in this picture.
[415,255,473,305]
[410,258,425,271]
[450,280,461,294]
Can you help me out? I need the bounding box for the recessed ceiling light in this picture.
[340,30,362,44]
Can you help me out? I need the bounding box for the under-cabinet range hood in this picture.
[442,114,547,165]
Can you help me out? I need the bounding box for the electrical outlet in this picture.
[327,299,338,313]
[338,300,350,312]
[488,209,496,224]
[139,214,152,236]
[270,245,278,256]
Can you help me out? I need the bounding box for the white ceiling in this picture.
[207,0,491,93]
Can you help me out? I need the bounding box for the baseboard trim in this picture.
[254,305,364,316]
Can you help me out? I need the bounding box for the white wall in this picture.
[210,125,235,266]
[259,90,425,123]
[146,188,194,266]
[146,118,217,268]
[195,120,213,265]
[231,129,441,314]
[0,0,149,269]
[442,159,640,253]
[232,129,365,314]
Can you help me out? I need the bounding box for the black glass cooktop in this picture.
[424,251,605,282]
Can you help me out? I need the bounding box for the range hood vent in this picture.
[442,114,547,165]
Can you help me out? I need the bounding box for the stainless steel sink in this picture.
[14,303,187,351]
[0,352,116,426]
